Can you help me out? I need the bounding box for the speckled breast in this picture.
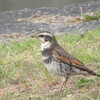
[42,55,71,76]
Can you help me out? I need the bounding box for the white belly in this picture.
[44,58,70,76]
[45,60,60,75]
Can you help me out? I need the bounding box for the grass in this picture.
[0,29,100,100]
[83,11,100,22]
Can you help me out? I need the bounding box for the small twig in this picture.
[80,7,83,16]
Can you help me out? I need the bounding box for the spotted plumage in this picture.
[31,31,100,90]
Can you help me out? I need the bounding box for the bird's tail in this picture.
[93,73,100,77]
[87,69,100,77]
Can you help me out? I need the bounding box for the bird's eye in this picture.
[39,35,44,37]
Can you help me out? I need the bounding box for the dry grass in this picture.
[17,10,100,29]
[0,29,100,100]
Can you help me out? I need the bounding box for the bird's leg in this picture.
[60,76,69,91]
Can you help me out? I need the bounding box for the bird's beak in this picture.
[30,35,37,38]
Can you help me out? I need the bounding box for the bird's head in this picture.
[31,31,57,43]
[31,31,57,50]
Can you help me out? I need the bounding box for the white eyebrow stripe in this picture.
[37,32,53,37]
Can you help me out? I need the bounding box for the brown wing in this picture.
[52,44,87,69]
[52,44,99,76]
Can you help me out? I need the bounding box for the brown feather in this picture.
[52,44,88,69]
[53,51,71,64]
[52,44,100,77]
[53,51,85,67]
[71,59,85,67]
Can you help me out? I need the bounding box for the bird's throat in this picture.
[41,41,51,51]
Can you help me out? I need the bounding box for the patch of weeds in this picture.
[2,92,15,100]
[83,11,100,22]
[75,96,92,100]
[48,88,73,100]
[76,78,95,88]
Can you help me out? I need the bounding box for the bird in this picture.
[31,31,100,90]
